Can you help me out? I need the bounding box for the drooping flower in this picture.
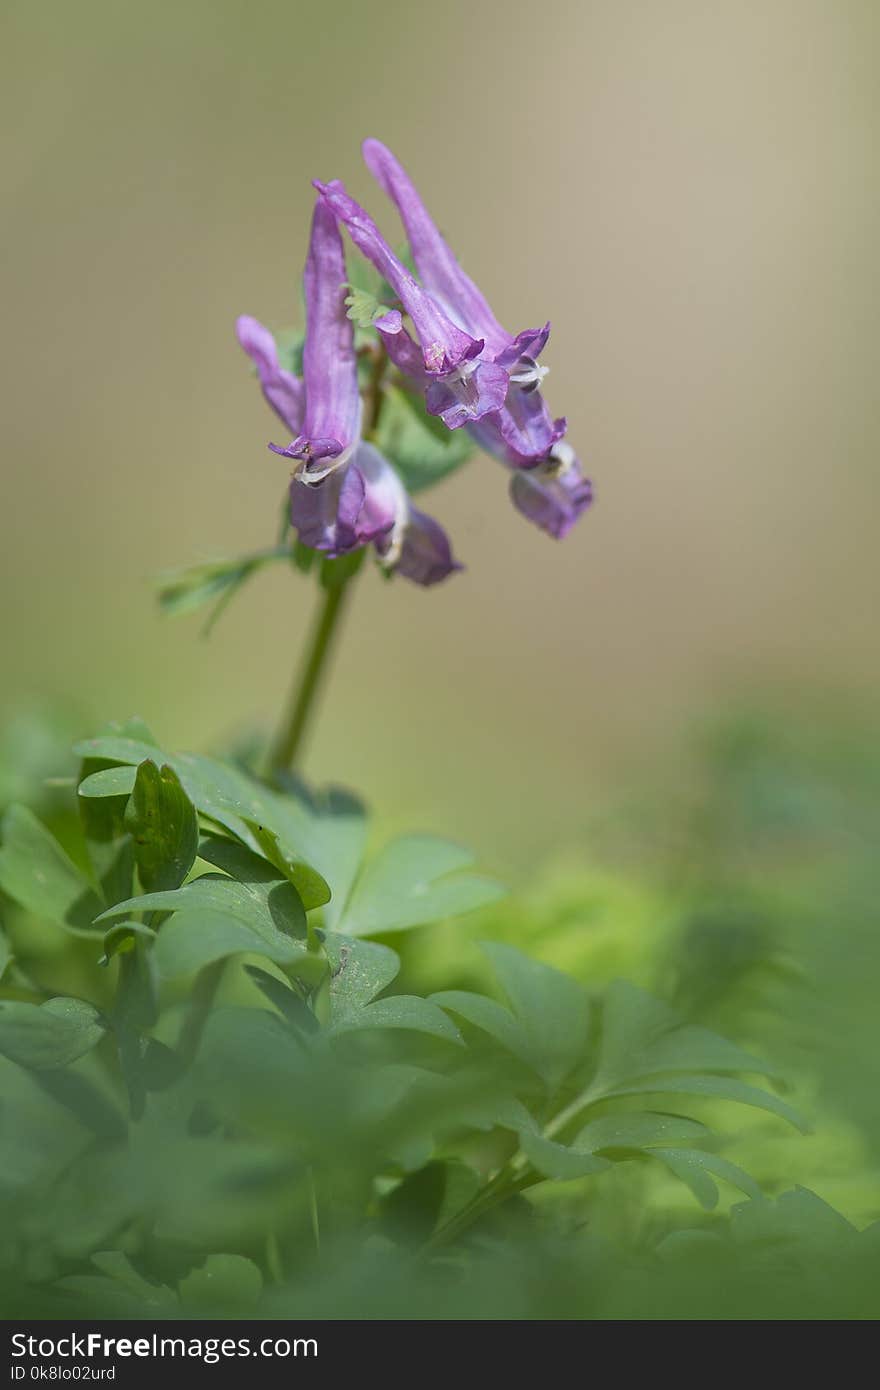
[236,201,459,585]
[317,140,592,538]
[507,442,594,540]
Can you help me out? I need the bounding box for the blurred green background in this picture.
[2,0,878,867]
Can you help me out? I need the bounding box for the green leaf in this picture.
[604,1074,807,1132]
[651,1148,763,1210]
[325,934,400,1019]
[244,822,331,911]
[156,546,291,631]
[178,1254,262,1312]
[593,982,784,1091]
[78,766,138,798]
[153,909,307,977]
[636,1025,783,1081]
[243,965,320,1035]
[327,994,463,1044]
[380,1162,449,1245]
[77,722,157,906]
[519,1130,612,1181]
[0,929,12,981]
[320,934,460,1042]
[344,285,392,329]
[373,384,474,495]
[481,942,590,1088]
[72,739,359,909]
[125,761,199,893]
[574,1112,709,1154]
[0,804,103,932]
[100,920,156,964]
[338,835,504,937]
[0,997,107,1069]
[429,990,526,1061]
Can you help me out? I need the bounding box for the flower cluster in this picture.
[238,141,592,585]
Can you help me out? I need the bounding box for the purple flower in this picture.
[237,202,459,585]
[319,139,592,539]
[508,443,594,540]
[358,140,567,469]
[314,179,509,431]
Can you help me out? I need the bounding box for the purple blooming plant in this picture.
[314,139,593,540]
[237,200,459,586]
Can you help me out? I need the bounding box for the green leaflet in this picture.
[0,998,107,1070]
[0,804,103,932]
[373,384,474,495]
[337,835,504,937]
[124,761,199,894]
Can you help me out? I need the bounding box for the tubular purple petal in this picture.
[424,359,509,430]
[381,505,462,586]
[235,315,304,436]
[362,138,509,355]
[283,198,363,480]
[508,450,594,539]
[314,179,479,375]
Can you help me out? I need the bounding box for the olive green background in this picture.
[2,0,877,863]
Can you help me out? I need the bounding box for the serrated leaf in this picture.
[0,805,103,932]
[0,997,107,1069]
[338,835,504,937]
[373,384,474,494]
[652,1148,763,1210]
[344,285,392,329]
[125,761,199,894]
[481,941,590,1088]
[519,1130,612,1181]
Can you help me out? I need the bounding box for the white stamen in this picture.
[509,359,550,390]
[548,440,576,477]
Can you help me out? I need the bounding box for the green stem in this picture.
[267,343,387,778]
[178,958,226,1067]
[268,576,353,775]
[423,1168,539,1253]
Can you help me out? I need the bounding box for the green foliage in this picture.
[374,384,474,494]
[0,714,877,1319]
[0,998,106,1070]
[155,545,292,630]
[344,285,392,329]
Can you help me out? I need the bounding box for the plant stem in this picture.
[268,576,353,775]
[267,344,388,776]
[178,958,226,1067]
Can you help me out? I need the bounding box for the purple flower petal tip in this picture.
[236,314,304,437]
[509,451,594,539]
